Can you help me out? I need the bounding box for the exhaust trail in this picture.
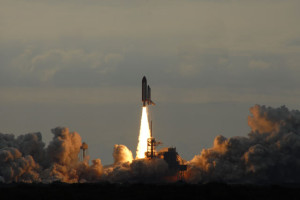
[136,107,151,159]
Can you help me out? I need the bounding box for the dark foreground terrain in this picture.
[1,182,300,200]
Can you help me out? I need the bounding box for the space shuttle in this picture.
[142,76,155,106]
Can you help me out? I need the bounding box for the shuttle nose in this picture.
[142,76,147,82]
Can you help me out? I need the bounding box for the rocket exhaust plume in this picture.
[136,107,151,159]
[136,76,155,159]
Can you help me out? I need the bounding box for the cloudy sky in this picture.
[1,0,300,164]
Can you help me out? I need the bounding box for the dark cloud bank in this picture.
[1,105,300,184]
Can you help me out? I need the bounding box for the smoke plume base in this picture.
[1,104,300,184]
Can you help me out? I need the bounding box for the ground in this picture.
[1,182,300,200]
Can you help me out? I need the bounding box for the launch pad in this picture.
[141,76,187,180]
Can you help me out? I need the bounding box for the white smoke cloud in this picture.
[187,105,300,184]
[0,127,103,183]
[103,158,169,183]
[2,104,300,184]
[46,127,82,166]
[0,126,169,184]
[0,147,40,183]
[113,144,133,165]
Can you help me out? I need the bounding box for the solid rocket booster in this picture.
[142,76,155,106]
[142,76,147,106]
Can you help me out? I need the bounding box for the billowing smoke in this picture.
[2,104,300,184]
[103,157,169,183]
[103,144,169,183]
[113,144,133,164]
[0,127,103,183]
[0,126,169,183]
[187,105,300,184]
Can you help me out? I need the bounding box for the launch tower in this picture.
[80,142,89,162]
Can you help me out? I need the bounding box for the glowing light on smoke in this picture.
[136,106,151,159]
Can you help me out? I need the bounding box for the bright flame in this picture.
[136,106,151,159]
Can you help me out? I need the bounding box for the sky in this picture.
[0,0,300,165]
